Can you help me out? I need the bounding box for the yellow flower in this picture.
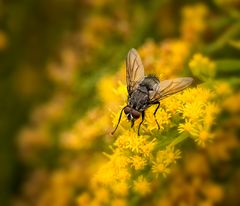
[114,131,145,153]
[133,176,151,196]
[207,130,238,161]
[93,164,115,186]
[77,193,91,206]
[152,162,171,177]
[97,75,116,103]
[176,87,219,143]
[112,181,129,197]
[94,187,110,204]
[114,131,156,157]
[60,132,82,150]
[214,81,232,97]
[130,155,147,170]
[108,150,130,169]
[181,101,204,122]
[181,4,208,43]
[139,138,156,158]
[88,199,102,206]
[113,81,128,98]
[202,182,224,203]
[162,146,181,165]
[125,133,146,153]
[179,121,214,147]
[116,168,131,181]
[178,87,213,105]
[161,95,182,114]
[137,40,190,78]
[111,198,127,206]
[152,146,181,177]
[145,107,171,131]
[155,40,190,78]
[223,93,240,113]
[189,53,216,81]
[194,129,214,147]
[178,121,198,135]
[93,161,131,186]
[113,132,129,149]
[98,76,126,109]
[204,103,220,127]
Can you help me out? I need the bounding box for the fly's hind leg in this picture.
[153,101,160,130]
[138,111,145,136]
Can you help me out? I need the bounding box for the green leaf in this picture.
[216,59,240,75]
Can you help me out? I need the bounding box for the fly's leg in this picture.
[111,106,126,135]
[138,111,145,136]
[131,120,135,128]
[153,101,160,130]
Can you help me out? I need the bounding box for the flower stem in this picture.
[169,132,189,147]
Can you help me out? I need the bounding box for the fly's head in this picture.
[124,106,140,122]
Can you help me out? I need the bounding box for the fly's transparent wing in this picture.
[126,48,145,94]
[151,77,193,101]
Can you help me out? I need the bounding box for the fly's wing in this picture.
[150,77,194,101]
[126,48,145,94]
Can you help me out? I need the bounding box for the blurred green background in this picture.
[0,0,240,206]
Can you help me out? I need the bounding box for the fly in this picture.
[112,48,193,135]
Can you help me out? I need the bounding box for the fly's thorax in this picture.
[140,76,160,91]
[139,76,160,101]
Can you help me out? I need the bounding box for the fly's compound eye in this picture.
[124,106,131,114]
[131,110,140,119]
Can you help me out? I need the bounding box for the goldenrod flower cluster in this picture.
[189,53,216,81]
[181,3,208,43]
[76,38,223,205]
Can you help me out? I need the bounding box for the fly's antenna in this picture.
[111,106,126,135]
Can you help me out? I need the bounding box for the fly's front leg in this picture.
[152,101,160,130]
[131,120,135,128]
[138,111,145,136]
[111,106,126,135]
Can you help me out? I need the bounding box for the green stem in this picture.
[204,22,240,55]
[216,59,240,75]
[169,132,189,147]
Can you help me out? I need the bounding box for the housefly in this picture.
[112,48,193,135]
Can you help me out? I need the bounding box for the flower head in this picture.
[189,53,216,81]
[133,176,151,196]
[130,155,147,170]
